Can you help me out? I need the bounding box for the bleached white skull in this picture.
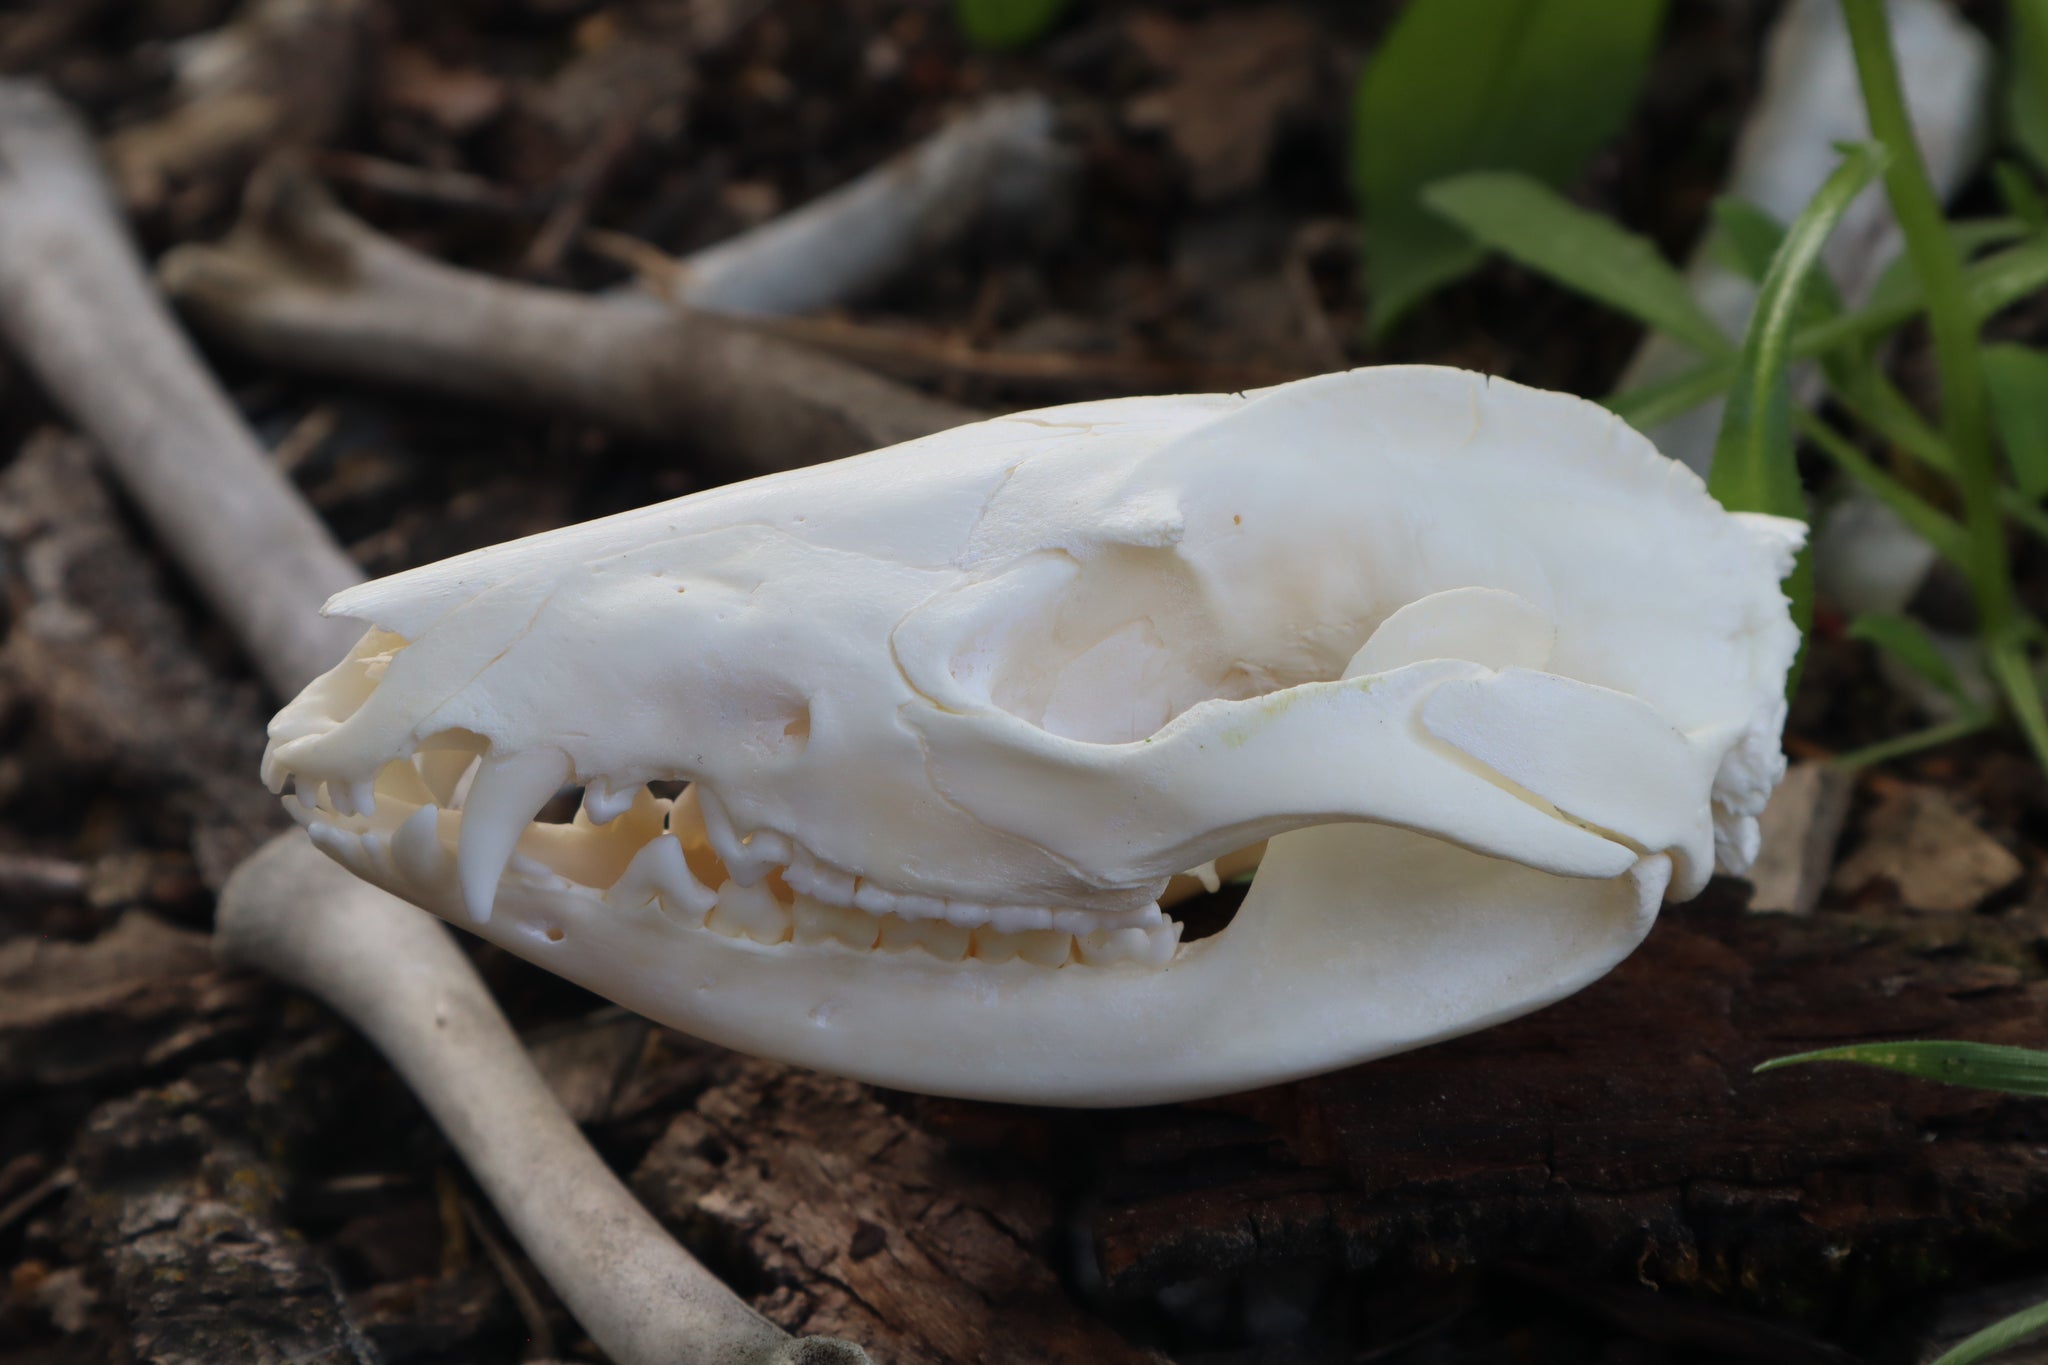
[263,366,1799,1106]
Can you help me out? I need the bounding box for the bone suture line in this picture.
[0,77,868,1365]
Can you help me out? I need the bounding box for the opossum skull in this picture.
[263,366,1800,1106]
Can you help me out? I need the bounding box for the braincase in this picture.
[930,368,1792,745]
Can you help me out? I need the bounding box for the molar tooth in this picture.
[392,803,451,885]
[1014,929,1073,968]
[455,748,570,924]
[604,834,717,921]
[708,880,793,944]
[876,914,970,962]
[987,906,1053,934]
[792,893,880,949]
[580,779,636,826]
[1077,923,1181,968]
[1050,909,1101,935]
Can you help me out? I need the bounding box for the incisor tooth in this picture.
[708,880,793,944]
[455,748,570,924]
[792,893,880,949]
[877,914,970,961]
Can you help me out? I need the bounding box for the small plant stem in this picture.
[1831,711,1992,771]
[1841,0,2048,771]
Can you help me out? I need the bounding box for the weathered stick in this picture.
[0,78,869,1365]
[159,166,980,468]
[218,834,869,1365]
[0,80,360,699]
[661,92,1070,317]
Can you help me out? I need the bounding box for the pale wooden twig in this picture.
[158,165,979,468]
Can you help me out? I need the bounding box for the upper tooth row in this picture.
[290,759,1172,943]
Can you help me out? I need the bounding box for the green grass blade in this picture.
[953,0,1070,49]
[1756,1039,2048,1096]
[1930,1297,2048,1365]
[1848,612,1968,700]
[1354,0,1668,336]
[1986,343,2048,500]
[2009,0,2048,179]
[1708,142,1887,519]
[1424,172,1731,355]
[1608,230,2048,429]
[1831,711,1993,770]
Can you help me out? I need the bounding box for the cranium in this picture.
[263,366,1799,1106]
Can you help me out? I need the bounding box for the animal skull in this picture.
[263,367,1800,1106]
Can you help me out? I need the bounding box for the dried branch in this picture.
[663,92,1071,317]
[159,165,981,469]
[0,79,361,699]
[218,835,869,1365]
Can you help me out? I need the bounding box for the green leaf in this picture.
[1706,197,1786,285]
[954,0,1071,50]
[1848,612,1967,699]
[1422,172,1728,355]
[1995,161,2048,231]
[1986,343,2048,500]
[1929,1297,2048,1365]
[1353,0,1668,336]
[2009,0,2048,177]
[1756,1039,2048,1097]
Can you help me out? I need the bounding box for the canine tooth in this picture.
[449,755,483,809]
[1078,923,1179,968]
[580,780,636,826]
[455,749,570,924]
[708,880,793,944]
[876,914,970,961]
[604,834,718,920]
[508,851,552,880]
[393,804,451,884]
[416,749,479,807]
[792,893,880,949]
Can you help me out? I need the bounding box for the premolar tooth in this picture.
[604,834,717,921]
[708,880,793,944]
[392,804,451,885]
[580,779,636,826]
[693,786,783,886]
[455,748,570,924]
[783,854,857,907]
[876,914,970,961]
[792,893,879,949]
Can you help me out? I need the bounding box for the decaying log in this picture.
[1053,885,2048,1330]
[0,911,265,1091]
[159,166,981,469]
[0,431,283,886]
[60,1061,378,1365]
[633,1058,1161,1365]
